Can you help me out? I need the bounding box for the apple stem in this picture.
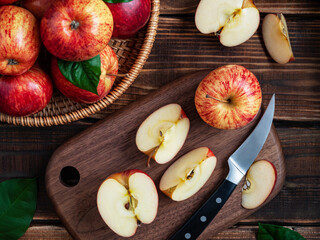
[206,94,229,103]
[70,20,80,30]
[146,146,159,167]
[107,73,128,78]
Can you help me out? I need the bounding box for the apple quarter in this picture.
[160,147,217,201]
[262,13,294,64]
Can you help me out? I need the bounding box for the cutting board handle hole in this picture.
[60,166,80,187]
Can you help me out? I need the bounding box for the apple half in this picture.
[97,170,158,237]
[160,147,217,201]
[195,0,260,47]
[241,160,277,209]
[262,13,294,64]
[136,103,190,166]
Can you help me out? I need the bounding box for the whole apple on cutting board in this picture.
[160,147,217,201]
[195,65,262,130]
[195,0,260,47]
[136,103,190,167]
[0,5,41,75]
[97,169,158,237]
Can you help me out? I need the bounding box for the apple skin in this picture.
[22,0,53,19]
[0,0,18,5]
[0,5,41,75]
[106,0,151,39]
[51,46,118,104]
[0,66,53,116]
[41,0,113,61]
[195,65,262,130]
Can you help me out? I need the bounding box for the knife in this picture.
[168,94,275,240]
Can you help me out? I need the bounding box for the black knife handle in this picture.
[168,179,237,240]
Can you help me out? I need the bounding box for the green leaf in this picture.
[104,0,133,3]
[0,178,37,240]
[58,55,101,95]
[257,223,306,240]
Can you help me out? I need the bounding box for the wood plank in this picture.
[160,0,320,15]
[20,224,320,239]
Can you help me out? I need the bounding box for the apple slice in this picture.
[195,0,260,47]
[262,13,294,64]
[160,147,217,201]
[241,160,277,209]
[136,104,190,166]
[97,170,158,237]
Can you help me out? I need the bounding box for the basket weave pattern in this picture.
[0,0,160,127]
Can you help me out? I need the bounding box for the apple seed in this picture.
[186,169,195,180]
[242,179,251,191]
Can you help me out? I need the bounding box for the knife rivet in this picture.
[216,197,222,203]
[200,216,207,222]
[185,233,191,239]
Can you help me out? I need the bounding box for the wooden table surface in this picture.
[1,0,320,239]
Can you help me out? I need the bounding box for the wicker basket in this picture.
[0,0,160,127]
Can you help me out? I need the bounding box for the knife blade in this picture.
[168,94,275,240]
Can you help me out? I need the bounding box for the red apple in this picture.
[195,65,262,130]
[41,0,113,61]
[22,0,53,19]
[97,169,158,237]
[0,66,53,116]
[242,160,277,209]
[0,6,41,75]
[106,0,150,39]
[0,0,18,5]
[51,46,118,104]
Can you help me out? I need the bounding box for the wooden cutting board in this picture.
[46,70,285,240]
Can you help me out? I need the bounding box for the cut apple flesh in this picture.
[262,13,294,64]
[195,0,243,34]
[136,103,190,165]
[97,172,158,237]
[241,160,277,209]
[219,7,259,47]
[195,0,260,47]
[160,147,217,201]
